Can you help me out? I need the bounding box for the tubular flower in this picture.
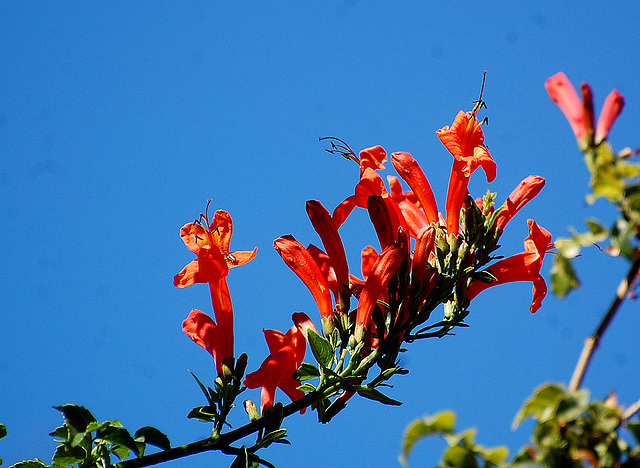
[391,152,439,224]
[466,220,553,313]
[355,243,405,342]
[175,207,256,376]
[274,235,334,331]
[596,88,624,145]
[493,175,546,232]
[545,72,624,147]
[306,200,350,313]
[174,208,257,288]
[437,111,496,235]
[244,313,317,413]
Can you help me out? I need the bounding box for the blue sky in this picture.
[2,1,640,467]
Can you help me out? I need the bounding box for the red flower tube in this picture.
[466,220,553,313]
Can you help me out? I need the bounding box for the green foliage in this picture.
[187,354,247,434]
[33,404,171,468]
[307,330,334,368]
[399,410,508,468]
[511,384,639,468]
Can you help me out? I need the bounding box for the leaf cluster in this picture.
[551,141,640,298]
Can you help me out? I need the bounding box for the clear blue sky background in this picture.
[2,2,640,467]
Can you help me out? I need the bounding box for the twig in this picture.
[568,246,640,392]
[623,398,640,421]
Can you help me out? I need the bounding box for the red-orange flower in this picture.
[545,72,624,147]
[244,313,317,412]
[391,151,439,225]
[306,200,350,313]
[355,243,405,341]
[493,176,545,232]
[175,206,257,375]
[182,308,231,376]
[437,111,496,235]
[274,235,333,330]
[174,209,257,287]
[466,220,553,313]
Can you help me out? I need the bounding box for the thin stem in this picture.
[623,397,640,421]
[568,246,640,392]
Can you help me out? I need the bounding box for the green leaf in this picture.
[551,254,580,298]
[513,384,565,428]
[556,389,590,422]
[293,362,320,381]
[0,423,6,440]
[97,426,139,457]
[399,411,456,466]
[585,218,608,237]
[356,387,402,406]
[187,406,218,422]
[256,428,289,449]
[52,445,86,466]
[9,461,49,468]
[483,446,509,465]
[133,426,171,451]
[53,405,97,433]
[442,444,477,468]
[296,383,317,393]
[307,329,334,368]
[188,370,217,407]
[626,421,640,445]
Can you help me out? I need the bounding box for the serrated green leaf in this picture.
[307,329,334,368]
[53,405,97,433]
[551,254,580,298]
[513,384,565,428]
[49,425,67,440]
[133,426,171,451]
[9,461,49,468]
[52,444,86,466]
[97,426,139,457]
[293,362,320,381]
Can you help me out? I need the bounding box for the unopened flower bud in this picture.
[244,400,261,421]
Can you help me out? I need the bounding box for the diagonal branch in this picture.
[568,246,640,392]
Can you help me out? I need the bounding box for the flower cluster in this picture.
[174,99,553,419]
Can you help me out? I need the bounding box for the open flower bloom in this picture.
[545,72,624,147]
[437,111,496,235]
[174,210,257,287]
[466,220,553,313]
[244,313,317,413]
[493,175,545,232]
[175,208,257,375]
